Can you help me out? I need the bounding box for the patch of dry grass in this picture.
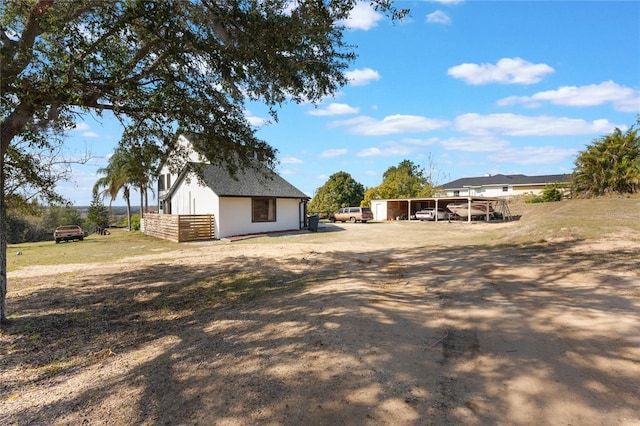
[6,228,182,272]
[497,195,640,244]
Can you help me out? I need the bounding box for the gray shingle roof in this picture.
[440,174,571,189]
[198,161,309,199]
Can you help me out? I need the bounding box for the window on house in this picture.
[166,174,171,188]
[252,198,276,222]
[453,190,460,196]
[502,186,509,192]
[158,175,165,191]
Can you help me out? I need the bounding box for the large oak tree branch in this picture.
[1,102,36,159]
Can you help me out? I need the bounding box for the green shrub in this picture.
[130,214,141,231]
[525,183,563,204]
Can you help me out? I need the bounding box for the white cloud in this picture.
[497,81,640,112]
[74,122,91,131]
[487,146,578,165]
[338,138,438,159]
[426,10,451,24]
[454,113,622,136]
[82,131,99,138]
[439,135,510,152]
[280,156,303,165]
[247,116,268,127]
[330,114,450,136]
[357,142,414,157]
[245,109,269,127]
[402,137,439,147]
[319,148,348,158]
[341,1,383,30]
[432,0,464,4]
[308,103,359,116]
[345,68,381,86]
[448,57,555,85]
[279,169,296,175]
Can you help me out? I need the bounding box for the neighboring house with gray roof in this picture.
[438,174,571,198]
[157,135,309,239]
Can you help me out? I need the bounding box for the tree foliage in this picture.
[2,0,402,168]
[363,160,435,206]
[112,136,163,216]
[4,142,72,212]
[308,171,365,215]
[0,0,406,324]
[572,121,640,197]
[6,213,30,244]
[86,195,109,231]
[94,148,135,231]
[7,205,82,243]
[524,183,564,204]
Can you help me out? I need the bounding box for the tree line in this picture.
[5,199,147,245]
[308,159,436,217]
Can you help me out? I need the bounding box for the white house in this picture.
[437,174,571,198]
[157,136,309,239]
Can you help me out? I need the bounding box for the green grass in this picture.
[6,228,183,272]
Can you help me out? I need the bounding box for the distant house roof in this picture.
[440,174,571,189]
[167,161,309,200]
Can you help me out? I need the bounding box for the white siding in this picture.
[218,197,302,239]
[165,175,303,239]
[158,135,209,213]
[157,166,184,213]
[178,134,209,163]
[478,186,510,197]
[441,186,513,197]
[170,178,216,215]
[372,201,387,221]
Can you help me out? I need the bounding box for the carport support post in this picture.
[467,198,472,223]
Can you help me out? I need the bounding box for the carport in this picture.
[370,196,509,223]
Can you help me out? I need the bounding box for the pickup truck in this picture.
[54,225,85,243]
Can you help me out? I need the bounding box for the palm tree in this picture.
[119,141,163,218]
[94,139,164,229]
[573,121,640,197]
[94,150,133,230]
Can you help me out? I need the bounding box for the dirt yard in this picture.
[2,202,639,425]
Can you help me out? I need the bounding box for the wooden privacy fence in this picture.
[142,213,215,242]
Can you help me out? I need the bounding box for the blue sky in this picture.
[58,1,640,205]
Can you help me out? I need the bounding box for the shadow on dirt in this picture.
[2,239,639,424]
